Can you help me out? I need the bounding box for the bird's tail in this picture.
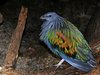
[59,54,96,72]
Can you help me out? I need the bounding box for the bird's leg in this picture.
[54,59,65,69]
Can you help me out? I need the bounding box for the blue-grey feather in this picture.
[58,22,60,31]
[59,53,93,72]
[41,21,49,29]
[60,22,64,27]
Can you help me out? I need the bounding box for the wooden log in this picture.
[0,6,28,74]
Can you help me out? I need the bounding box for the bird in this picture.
[39,12,96,72]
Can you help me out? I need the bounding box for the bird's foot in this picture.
[53,64,64,69]
[53,59,65,69]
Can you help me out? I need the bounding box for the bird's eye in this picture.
[48,15,52,17]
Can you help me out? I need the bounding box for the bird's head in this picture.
[40,12,65,40]
[40,12,58,21]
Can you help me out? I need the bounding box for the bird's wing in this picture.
[46,20,96,71]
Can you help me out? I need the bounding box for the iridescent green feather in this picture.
[47,20,90,63]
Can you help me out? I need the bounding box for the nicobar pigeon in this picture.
[39,12,96,71]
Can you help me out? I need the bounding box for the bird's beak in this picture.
[40,15,45,19]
